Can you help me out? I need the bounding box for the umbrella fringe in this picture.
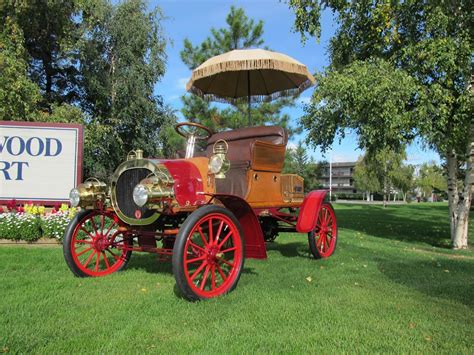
[188,79,314,104]
[189,58,316,84]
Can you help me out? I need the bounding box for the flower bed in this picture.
[0,201,77,243]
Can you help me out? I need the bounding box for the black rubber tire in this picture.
[172,205,245,301]
[308,202,338,259]
[63,210,132,277]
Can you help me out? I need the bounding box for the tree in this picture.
[288,1,473,248]
[353,156,381,202]
[180,6,295,132]
[353,148,408,205]
[0,16,40,121]
[417,162,447,201]
[391,164,415,202]
[283,142,322,192]
[78,0,172,177]
[1,1,82,110]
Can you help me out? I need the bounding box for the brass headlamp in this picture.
[133,171,174,208]
[69,178,107,208]
[208,139,230,179]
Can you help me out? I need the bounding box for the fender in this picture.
[296,190,328,233]
[212,194,267,259]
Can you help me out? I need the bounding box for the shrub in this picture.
[0,201,77,242]
[0,212,41,242]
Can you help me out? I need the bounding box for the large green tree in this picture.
[1,0,82,110]
[288,0,473,248]
[78,0,173,177]
[0,17,40,121]
[180,6,294,133]
[1,0,175,179]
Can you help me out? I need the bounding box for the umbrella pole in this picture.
[247,71,251,127]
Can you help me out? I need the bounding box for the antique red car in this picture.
[63,122,337,301]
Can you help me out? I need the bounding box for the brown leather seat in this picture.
[206,126,288,162]
[206,126,288,197]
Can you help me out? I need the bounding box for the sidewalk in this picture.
[334,199,407,205]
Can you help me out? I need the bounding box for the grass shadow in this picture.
[125,251,259,276]
[377,256,474,307]
[335,203,457,248]
[265,241,310,259]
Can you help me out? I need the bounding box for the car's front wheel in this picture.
[63,210,132,277]
[172,205,245,301]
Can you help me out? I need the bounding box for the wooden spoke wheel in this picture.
[172,205,244,301]
[63,210,132,277]
[308,202,338,259]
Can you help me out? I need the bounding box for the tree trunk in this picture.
[451,125,473,249]
[447,147,459,243]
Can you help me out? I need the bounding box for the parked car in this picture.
[63,122,337,301]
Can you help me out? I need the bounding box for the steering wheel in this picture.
[175,122,213,140]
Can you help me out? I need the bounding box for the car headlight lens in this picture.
[208,155,224,174]
[69,188,81,207]
[133,184,149,207]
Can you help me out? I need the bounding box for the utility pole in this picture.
[329,153,332,200]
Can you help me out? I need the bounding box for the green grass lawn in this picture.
[1,203,473,353]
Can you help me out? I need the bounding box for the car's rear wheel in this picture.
[172,205,244,301]
[308,202,338,259]
[63,210,132,277]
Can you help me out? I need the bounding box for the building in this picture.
[320,161,357,194]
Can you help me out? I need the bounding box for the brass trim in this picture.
[110,159,171,226]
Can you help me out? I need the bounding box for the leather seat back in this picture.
[206,126,288,162]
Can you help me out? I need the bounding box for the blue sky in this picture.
[151,0,440,165]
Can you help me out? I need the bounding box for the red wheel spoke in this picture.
[106,248,120,261]
[190,261,207,281]
[75,239,92,244]
[217,257,234,267]
[79,227,96,240]
[186,255,206,264]
[83,250,96,268]
[211,265,216,290]
[216,264,228,282]
[76,246,93,257]
[95,252,100,272]
[221,246,237,254]
[100,214,105,232]
[90,217,99,235]
[189,241,206,253]
[208,218,214,244]
[200,265,211,290]
[215,221,224,244]
[103,221,118,238]
[102,252,110,268]
[197,226,208,246]
[316,235,323,248]
[218,230,233,249]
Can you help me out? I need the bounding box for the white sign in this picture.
[0,121,83,204]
